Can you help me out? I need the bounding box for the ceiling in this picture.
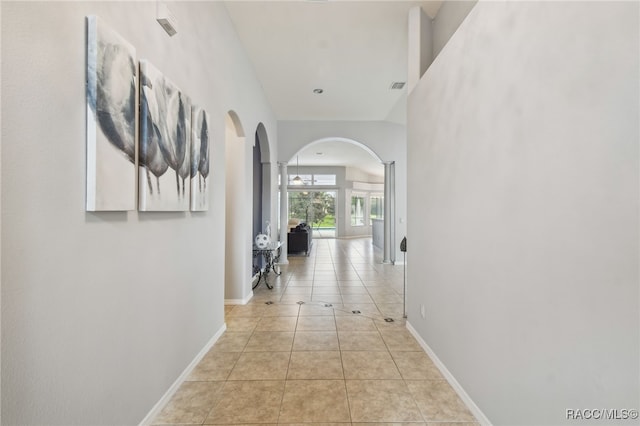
[291,139,384,177]
[224,0,443,176]
[224,0,442,121]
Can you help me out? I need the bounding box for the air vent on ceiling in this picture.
[390,82,406,90]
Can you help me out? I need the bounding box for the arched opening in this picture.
[253,123,272,241]
[224,111,252,304]
[289,137,383,163]
[282,138,395,262]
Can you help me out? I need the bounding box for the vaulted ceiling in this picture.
[224,0,442,121]
[224,1,443,175]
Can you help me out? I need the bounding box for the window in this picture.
[313,174,337,185]
[287,173,336,186]
[350,195,365,226]
[288,174,312,185]
[289,191,336,228]
[370,195,384,225]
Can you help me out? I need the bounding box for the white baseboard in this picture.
[138,323,227,425]
[406,321,492,426]
[224,291,254,305]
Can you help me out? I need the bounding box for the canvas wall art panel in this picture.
[139,60,191,211]
[86,16,137,211]
[190,106,210,211]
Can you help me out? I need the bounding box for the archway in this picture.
[253,123,272,240]
[224,111,253,304]
[288,137,383,163]
[282,137,395,262]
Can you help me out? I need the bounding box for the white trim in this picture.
[352,181,384,191]
[138,324,227,426]
[224,291,254,305]
[406,321,492,426]
[288,137,383,163]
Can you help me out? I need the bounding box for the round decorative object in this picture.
[255,233,270,249]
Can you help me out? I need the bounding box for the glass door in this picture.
[288,190,336,238]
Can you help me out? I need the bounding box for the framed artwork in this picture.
[190,106,210,211]
[86,16,137,211]
[138,60,191,211]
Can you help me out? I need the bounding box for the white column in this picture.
[278,162,289,264]
[383,161,396,264]
[390,161,396,263]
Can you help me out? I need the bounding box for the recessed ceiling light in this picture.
[315,152,324,155]
[313,88,324,94]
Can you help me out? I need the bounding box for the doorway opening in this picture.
[224,110,252,304]
[252,135,263,242]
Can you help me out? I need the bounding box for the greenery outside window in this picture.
[370,195,384,225]
[289,191,336,229]
[350,195,365,227]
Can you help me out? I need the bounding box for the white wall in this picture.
[407,2,638,425]
[278,120,407,244]
[407,5,433,93]
[345,167,383,184]
[388,1,476,126]
[1,2,277,424]
[432,0,477,58]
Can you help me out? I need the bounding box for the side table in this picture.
[252,241,282,290]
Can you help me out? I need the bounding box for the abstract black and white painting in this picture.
[190,106,210,211]
[86,16,137,211]
[139,60,191,211]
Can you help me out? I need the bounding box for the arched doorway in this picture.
[253,123,272,242]
[224,111,252,304]
[282,138,395,262]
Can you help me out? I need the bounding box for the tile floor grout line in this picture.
[334,307,354,425]
[275,315,297,426]
[387,340,428,423]
[198,379,228,426]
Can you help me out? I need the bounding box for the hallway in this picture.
[151,238,478,425]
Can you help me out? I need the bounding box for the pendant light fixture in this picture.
[292,156,304,185]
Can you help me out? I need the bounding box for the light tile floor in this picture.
[152,238,478,425]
